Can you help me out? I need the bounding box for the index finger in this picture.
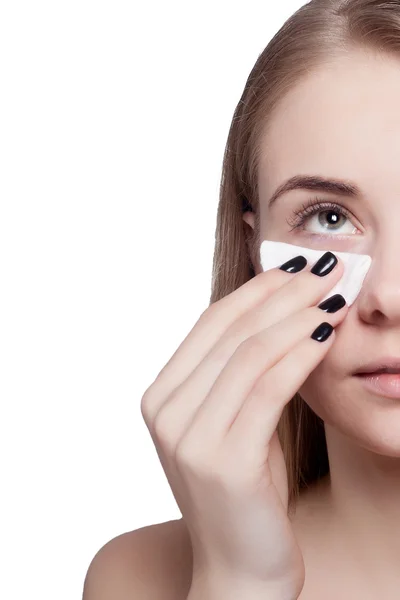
[150,254,315,392]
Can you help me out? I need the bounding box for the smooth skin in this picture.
[83,256,348,600]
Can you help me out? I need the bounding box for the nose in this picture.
[357,240,400,326]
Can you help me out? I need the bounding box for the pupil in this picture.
[320,210,341,228]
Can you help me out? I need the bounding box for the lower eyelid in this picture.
[302,231,361,241]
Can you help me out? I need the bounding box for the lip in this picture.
[353,357,400,375]
[354,373,400,399]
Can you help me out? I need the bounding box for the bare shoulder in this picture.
[82,518,193,600]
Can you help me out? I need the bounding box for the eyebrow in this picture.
[267,175,362,208]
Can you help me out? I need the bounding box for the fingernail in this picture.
[318,294,346,313]
[310,252,338,277]
[311,322,334,342]
[279,255,307,273]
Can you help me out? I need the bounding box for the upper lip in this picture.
[354,358,400,375]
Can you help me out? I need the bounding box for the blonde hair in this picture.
[209,0,400,512]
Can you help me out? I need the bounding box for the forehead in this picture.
[258,49,400,202]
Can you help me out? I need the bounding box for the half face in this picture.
[244,48,400,456]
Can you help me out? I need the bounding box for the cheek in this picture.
[298,323,351,418]
[299,369,400,458]
[297,354,341,422]
[298,346,365,437]
[298,368,328,416]
[296,311,368,425]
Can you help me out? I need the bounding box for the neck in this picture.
[312,424,400,584]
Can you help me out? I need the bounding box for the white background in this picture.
[0,1,305,598]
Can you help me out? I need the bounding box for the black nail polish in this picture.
[311,322,334,342]
[318,294,346,313]
[310,252,338,277]
[279,255,307,273]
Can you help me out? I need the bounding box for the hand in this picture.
[141,252,347,600]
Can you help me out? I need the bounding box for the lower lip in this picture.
[355,373,400,398]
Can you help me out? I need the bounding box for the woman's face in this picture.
[244,48,400,457]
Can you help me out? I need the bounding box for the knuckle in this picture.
[152,406,175,447]
[251,373,282,410]
[140,385,156,422]
[199,301,218,322]
[141,383,173,425]
[208,338,232,367]
[237,333,269,359]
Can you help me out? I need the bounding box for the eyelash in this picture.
[286,197,353,232]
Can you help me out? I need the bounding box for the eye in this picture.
[286,197,359,236]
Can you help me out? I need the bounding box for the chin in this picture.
[299,367,400,459]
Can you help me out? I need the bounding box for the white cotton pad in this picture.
[259,240,372,306]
